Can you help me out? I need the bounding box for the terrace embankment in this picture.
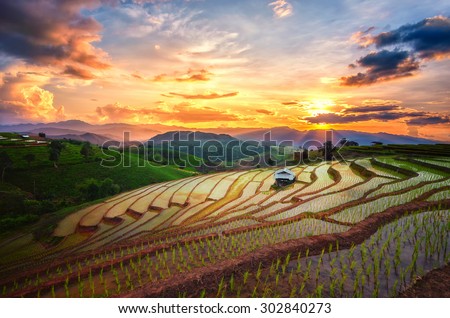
[350,160,376,179]
[404,158,450,174]
[400,264,450,297]
[370,158,418,178]
[121,199,450,297]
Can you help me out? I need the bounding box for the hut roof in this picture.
[274,168,296,180]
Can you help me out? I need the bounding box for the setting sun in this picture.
[307,98,336,115]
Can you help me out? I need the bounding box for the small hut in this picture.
[274,168,296,187]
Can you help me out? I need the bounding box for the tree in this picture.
[77,178,120,201]
[0,151,13,183]
[99,178,120,197]
[76,178,100,201]
[23,153,36,166]
[80,142,94,161]
[48,140,64,168]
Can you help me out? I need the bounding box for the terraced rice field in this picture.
[0,156,448,298]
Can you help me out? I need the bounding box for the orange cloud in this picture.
[131,73,144,80]
[62,65,96,80]
[167,91,239,99]
[0,73,65,124]
[169,104,244,122]
[350,27,375,47]
[153,69,212,82]
[269,0,293,18]
[176,69,211,82]
[361,99,402,106]
[256,109,274,115]
[94,102,248,124]
[68,35,110,70]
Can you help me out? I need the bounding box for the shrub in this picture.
[77,178,121,201]
[0,214,39,232]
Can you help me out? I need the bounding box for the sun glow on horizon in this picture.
[305,98,337,116]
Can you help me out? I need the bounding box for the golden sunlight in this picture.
[306,98,336,115]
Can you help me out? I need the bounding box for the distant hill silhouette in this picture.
[0,120,444,145]
[149,131,238,145]
[48,133,115,146]
[232,127,441,146]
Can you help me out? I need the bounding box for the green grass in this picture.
[6,150,194,198]
[1,143,100,169]
[0,133,20,138]
[132,146,203,172]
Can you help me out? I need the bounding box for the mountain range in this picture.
[149,131,238,145]
[230,127,440,146]
[0,120,443,146]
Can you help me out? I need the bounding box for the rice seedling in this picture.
[197,209,448,298]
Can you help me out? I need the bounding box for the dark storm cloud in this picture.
[340,50,419,86]
[0,0,110,72]
[342,16,450,86]
[372,16,450,59]
[303,112,411,124]
[406,115,450,126]
[302,104,434,125]
[342,105,402,113]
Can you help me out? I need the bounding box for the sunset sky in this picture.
[0,0,449,140]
